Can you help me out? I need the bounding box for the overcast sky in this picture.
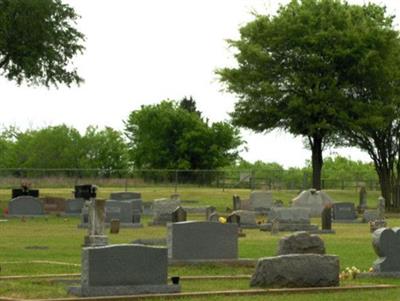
[1,0,398,167]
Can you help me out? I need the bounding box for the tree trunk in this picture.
[376,165,392,209]
[310,135,323,190]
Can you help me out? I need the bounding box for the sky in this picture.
[0,0,398,168]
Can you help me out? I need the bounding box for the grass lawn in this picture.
[0,187,398,300]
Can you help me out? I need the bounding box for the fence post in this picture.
[174,170,178,193]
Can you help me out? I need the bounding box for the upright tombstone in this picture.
[171,206,187,223]
[278,231,325,255]
[76,185,108,247]
[8,196,45,216]
[260,208,317,232]
[11,187,39,198]
[378,197,385,220]
[370,197,387,232]
[321,205,332,231]
[105,200,142,227]
[205,206,216,220]
[232,195,241,211]
[227,212,240,225]
[208,212,220,222]
[249,191,274,213]
[68,244,180,297]
[109,192,141,201]
[371,227,400,273]
[332,202,357,222]
[358,186,367,212]
[292,189,333,217]
[65,198,85,216]
[232,210,258,228]
[151,198,181,226]
[167,221,238,261]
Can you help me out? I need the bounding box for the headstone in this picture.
[372,227,400,272]
[8,196,45,216]
[277,231,325,255]
[208,212,220,222]
[109,191,141,201]
[151,198,180,225]
[167,221,238,261]
[249,191,274,212]
[232,210,257,228]
[321,206,332,230]
[370,220,387,233]
[110,219,120,234]
[271,219,279,235]
[260,208,317,232]
[250,254,339,288]
[363,210,379,223]
[332,202,357,221]
[69,244,180,296]
[378,197,385,220]
[42,197,65,213]
[358,186,367,212]
[65,198,85,215]
[105,200,142,226]
[232,195,241,211]
[205,206,216,220]
[226,213,240,225]
[171,206,187,223]
[292,189,333,217]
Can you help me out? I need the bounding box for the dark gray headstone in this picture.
[372,227,400,272]
[278,231,325,255]
[8,196,44,216]
[105,200,141,224]
[167,221,238,260]
[109,192,141,201]
[227,213,240,225]
[65,198,85,215]
[359,186,367,209]
[171,206,187,223]
[250,254,339,288]
[321,206,332,230]
[332,202,357,220]
[70,244,179,296]
[232,195,241,211]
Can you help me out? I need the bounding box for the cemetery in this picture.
[0,185,400,300]
[3,0,400,300]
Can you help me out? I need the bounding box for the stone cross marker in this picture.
[372,227,400,272]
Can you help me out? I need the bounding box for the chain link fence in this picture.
[0,168,380,191]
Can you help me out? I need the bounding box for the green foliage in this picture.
[125,100,243,170]
[0,0,85,87]
[80,126,129,172]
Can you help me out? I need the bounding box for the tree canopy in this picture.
[0,0,85,87]
[216,0,395,190]
[124,100,243,170]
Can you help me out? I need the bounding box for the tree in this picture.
[80,126,130,174]
[0,0,84,87]
[10,125,82,169]
[124,100,243,170]
[334,5,400,209]
[216,0,386,190]
[179,96,201,117]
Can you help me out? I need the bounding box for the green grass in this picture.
[0,187,398,300]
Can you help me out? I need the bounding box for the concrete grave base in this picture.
[332,219,362,224]
[78,223,143,229]
[68,284,180,297]
[259,223,318,232]
[309,229,336,234]
[357,272,400,279]
[169,258,257,267]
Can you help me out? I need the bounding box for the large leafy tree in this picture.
[80,126,130,173]
[0,0,84,87]
[217,0,391,190]
[124,100,243,170]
